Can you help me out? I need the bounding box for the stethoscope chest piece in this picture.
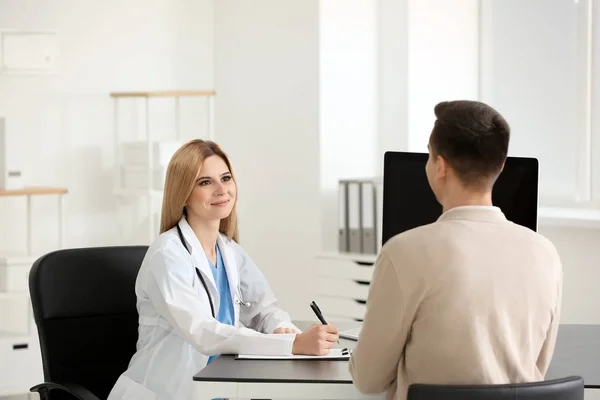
[235,297,251,307]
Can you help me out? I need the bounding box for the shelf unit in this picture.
[0,187,67,254]
[315,251,377,323]
[0,186,68,399]
[110,90,216,243]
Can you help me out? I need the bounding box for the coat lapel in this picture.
[177,218,218,300]
[217,234,241,324]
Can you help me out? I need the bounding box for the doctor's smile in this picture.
[108,139,339,400]
[211,199,230,206]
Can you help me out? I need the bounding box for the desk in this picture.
[192,321,379,400]
[192,323,600,400]
[546,324,600,388]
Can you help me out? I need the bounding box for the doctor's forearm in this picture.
[196,326,296,356]
[242,303,295,334]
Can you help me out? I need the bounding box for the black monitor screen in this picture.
[382,151,539,246]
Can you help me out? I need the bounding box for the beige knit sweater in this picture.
[349,207,563,400]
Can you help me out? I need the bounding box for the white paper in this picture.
[236,348,351,360]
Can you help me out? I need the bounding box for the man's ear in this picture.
[436,155,448,179]
[499,160,506,173]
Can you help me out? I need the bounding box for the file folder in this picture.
[360,181,377,254]
[375,178,384,253]
[347,181,362,253]
[338,181,349,252]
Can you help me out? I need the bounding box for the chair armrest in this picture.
[30,381,101,400]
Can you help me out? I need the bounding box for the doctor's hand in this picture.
[291,323,339,355]
[273,327,299,334]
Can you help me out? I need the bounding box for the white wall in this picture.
[376,0,409,164]
[319,0,378,252]
[539,225,600,324]
[407,0,479,151]
[0,0,214,255]
[539,225,600,400]
[214,0,320,319]
[376,0,479,167]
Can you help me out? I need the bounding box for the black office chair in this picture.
[28,246,149,400]
[408,376,584,400]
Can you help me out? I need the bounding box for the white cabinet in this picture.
[315,252,376,322]
[0,294,31,336]
[0,279,43,399]
[0,332,43,398]
[0,187,67,399]
[0,256,37,293]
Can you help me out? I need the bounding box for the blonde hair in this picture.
[159,139,239,242]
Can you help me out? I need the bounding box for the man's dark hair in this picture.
[430,100,510,188]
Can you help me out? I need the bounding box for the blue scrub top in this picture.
[207,244,235,365]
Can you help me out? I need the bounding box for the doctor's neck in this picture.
[186,214,220,258]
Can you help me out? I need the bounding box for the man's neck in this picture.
[442,191,494,214]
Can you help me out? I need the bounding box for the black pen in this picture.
[310,301,339,343]
[310,301,327,324]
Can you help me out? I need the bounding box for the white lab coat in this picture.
[107,216,299,400]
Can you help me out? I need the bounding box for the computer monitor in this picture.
[381,151,539,246]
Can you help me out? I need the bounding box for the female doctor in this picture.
[108,139,339,400]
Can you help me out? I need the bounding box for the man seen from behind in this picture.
[349,100,563,400]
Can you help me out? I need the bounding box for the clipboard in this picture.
[235,348,351,361]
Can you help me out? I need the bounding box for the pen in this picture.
[310,301,339,344]
[310,301,327,324]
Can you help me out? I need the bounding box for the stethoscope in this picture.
[176,224,251,319]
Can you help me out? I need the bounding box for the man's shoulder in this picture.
[503,221,561,257]
[381,222,439,257]
[384,220,454,246]
[382,219,560,260]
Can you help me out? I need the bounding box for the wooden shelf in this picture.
[0,186,68,197]
[113,187,163,197]
[109,90,216,98]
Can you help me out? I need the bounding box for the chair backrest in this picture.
[29,246,149,400]
[408,376,584,400]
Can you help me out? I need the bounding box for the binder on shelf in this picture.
[375,177,384,253]
[360,181,377,254]
[347,181,362,253]
[0,118,24,190]
[338,181,349,252]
